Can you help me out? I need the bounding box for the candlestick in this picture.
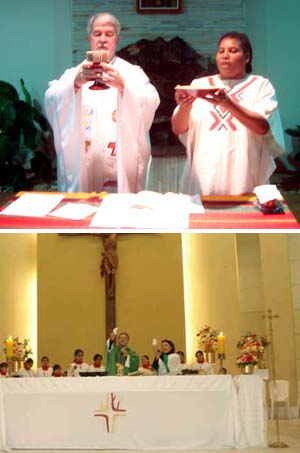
[218,352,225,374]
[6,336,14,358]
[7,357,13,376]
[217,332,225,354]
[263,309,288,448]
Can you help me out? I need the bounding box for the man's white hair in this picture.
[87,13,121,36]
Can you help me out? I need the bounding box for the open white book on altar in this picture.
[89,191,204,229]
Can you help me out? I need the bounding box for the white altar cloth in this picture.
[0,375,266,450]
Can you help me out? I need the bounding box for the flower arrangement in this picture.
[236,352,258,367]
[236,332,270,367]
[3,337,32,360]
[196,325,219,352]
[237,332,270,357]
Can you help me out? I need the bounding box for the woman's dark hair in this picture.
[93,353,103,361]
[142,354,149,360]
[161,339,175,354]
[74,348,84,357]
[218,31,253,74]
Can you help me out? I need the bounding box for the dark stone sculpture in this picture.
[117,37,216,152]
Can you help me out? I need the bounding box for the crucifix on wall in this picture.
[99,233,119,338]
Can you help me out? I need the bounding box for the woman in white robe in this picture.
[172,32,285,195]
[152,339,182,376]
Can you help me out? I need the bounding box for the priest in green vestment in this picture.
[106,331,139,375]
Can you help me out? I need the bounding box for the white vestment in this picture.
[178,74,285,195]
[158,353,182,375]
[16,368,36,377]
[69,361,89,377]
[36,367,53,377]
[88,365,106,372]
[45,57,160,193]
[190,361,215,375]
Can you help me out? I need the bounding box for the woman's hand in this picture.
[172,91,196,135]
[201,89,269,135]
[199,88,230,107]
[155,350,162,360]
[175,90,196,109]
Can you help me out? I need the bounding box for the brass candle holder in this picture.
[6,357,13,376]
[263,309,288,449]
[218,353,225,374]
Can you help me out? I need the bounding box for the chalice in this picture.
[116,362,125,376]
[86,50,110,90]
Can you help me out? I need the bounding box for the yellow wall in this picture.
[37,234,105,369]
[116,234,186,357]
[182,233,241,373]
[37,233,185,369]
[0,234,37,363]
[235,233,299,404]
[260,234,298,404]
[288,234,300,383]
[236,234,267,340]
[1,231,299,405]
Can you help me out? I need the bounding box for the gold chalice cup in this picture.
[86,50,110,90]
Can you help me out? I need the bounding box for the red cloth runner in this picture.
[0,192,298,230]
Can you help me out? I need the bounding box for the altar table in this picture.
[0,375,266,450]
[0,192,298,230]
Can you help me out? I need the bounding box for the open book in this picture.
[89,191,204,229]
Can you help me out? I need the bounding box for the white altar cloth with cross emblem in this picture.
[0,375,266,450]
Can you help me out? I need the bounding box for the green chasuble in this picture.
[106,343,140,376]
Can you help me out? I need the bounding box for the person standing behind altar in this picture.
[152,340,182,375]
[52,364,63,377]
[69,349,89,376]
[89,353,106,372]
[137,354,154,375]
[36,356,53,377]
[105,331,139,375]
[171,31,285,195]
[0,362,9,378]
[190,350,214,375]
[16,358,36,377]
[140,354,151,370]
[177,350,189,372]
[44,12,160,193]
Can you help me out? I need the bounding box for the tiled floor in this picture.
[2,419,299,453]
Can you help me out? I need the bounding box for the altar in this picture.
[0,374,266,450]
[0,191,299,230]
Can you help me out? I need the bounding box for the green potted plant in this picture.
[285,125,300,166]
[0,79,55,191]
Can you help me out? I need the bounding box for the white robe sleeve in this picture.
[246,76,285,159]
[44,65,87,192]
[167,353,182,375]
[158,353,181,375]
[116,60,160,192]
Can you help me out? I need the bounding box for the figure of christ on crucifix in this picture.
[100,233,118,338]
[99,234,140,376]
